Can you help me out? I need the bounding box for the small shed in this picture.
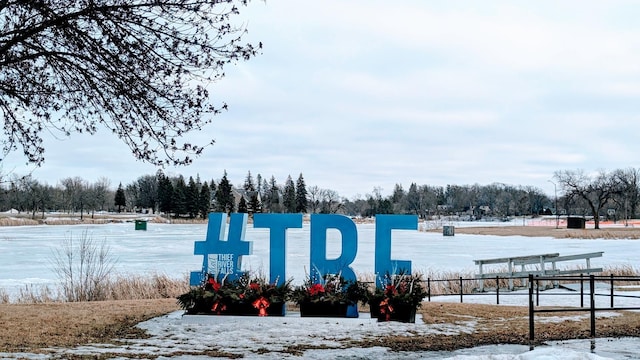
[443,225,455,236]
[135,220,148,231]
[567,217,586,229]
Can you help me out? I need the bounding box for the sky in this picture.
[4,1,640,199]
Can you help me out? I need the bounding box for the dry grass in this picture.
[3,299,640,354]
[0,299,179,353]
[603,264,640,276]
[104,273,190,300]
[357,270,481,296]
[438,225,640,239]
[0,217,40,226]
[358,264,640,297]
[351,302,640,351]
[1,274,189,304]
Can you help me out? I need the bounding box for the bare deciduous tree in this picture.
[0,1,260,166]
[51,230,117,302]
[554,169,622,229]
[611,167,640,223]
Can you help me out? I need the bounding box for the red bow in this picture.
[379,299,394,321]
[208,277,221,291]
[211,301,227,314]
[308,283,325,296]
[252,296,270,316]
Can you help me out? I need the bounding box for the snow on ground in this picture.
[2,288,639,359]
[0,308,632,359]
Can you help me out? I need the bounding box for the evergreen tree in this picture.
[215,171,235,214]
[157,172,174,215]
[295,173,308,213]
[198,182,211,219]
[244,171,255,191]
[256,174,263,196]
[249,193,262,214]
[186,176,199,218]
[238,196,248,213]
[267,176,281,213]
[208,179,216,210]
[173,175,187,217]
[209,180,217,198]
[260,177,270,212]
[114,183,126,213]
[242,171,258,214]
[283,175,296,213]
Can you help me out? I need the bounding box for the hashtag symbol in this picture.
[190,213,252,285]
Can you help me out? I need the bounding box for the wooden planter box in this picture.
[186,301,286,316]
[226,301,286,316]
[299,302,350,317]
[369,302,381,318]
[376,304,417,323]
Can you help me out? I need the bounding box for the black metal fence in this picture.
[417,274,640,342]
[527,274,640,341]
[424,275,531,304]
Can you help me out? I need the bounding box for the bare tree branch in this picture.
[0,0,260,166]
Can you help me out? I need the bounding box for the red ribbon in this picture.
[309,283,325,296]
[252,296,270,316]
[211,301,227,314]
[379,299,394,321]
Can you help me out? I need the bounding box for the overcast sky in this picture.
[4,1,640,199]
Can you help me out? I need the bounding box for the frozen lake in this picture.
[2,219,640,359]
[1,220,639,294]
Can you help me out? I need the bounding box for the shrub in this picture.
[50,230,117,302]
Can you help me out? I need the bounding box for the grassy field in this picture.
[0,299,179,353]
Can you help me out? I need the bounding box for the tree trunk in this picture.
[587,202,600,229]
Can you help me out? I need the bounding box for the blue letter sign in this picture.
[309,214,359,318]
[309,214,358,282]
[253,213,303,285]
[374,214,418,288]
[190,212,253,286]
[190,213,419,291]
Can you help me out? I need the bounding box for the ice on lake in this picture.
[1,219,640,359]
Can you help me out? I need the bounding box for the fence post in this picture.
[496,276,500,305]
[459,276,463,303]
[427,278,431,302]
[580,274,584,308]
[590,275,596,338]
[610,274,614,308]
[536,276,540,306]
[529,274,535,342]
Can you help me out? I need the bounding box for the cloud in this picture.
[4,1,640,199]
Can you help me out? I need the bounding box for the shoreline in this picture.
[4,212,640,239]
[429,225,640,239]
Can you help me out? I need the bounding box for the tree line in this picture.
[2,168,640,225]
